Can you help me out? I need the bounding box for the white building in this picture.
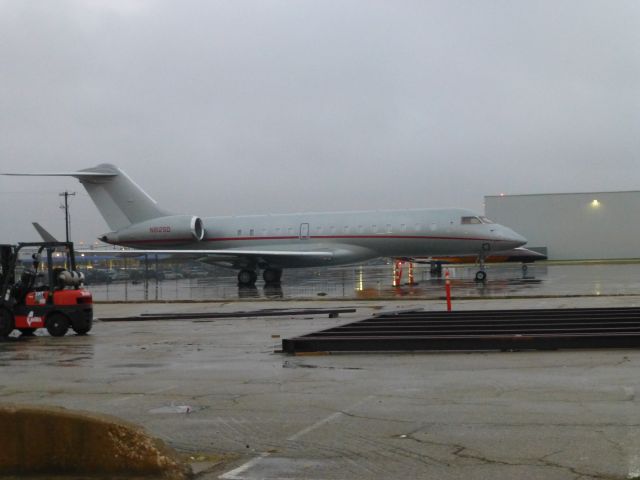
[485,191,640,261]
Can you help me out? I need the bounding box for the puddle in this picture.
[149,404,197,414]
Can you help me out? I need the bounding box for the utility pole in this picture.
[59,191,76,242]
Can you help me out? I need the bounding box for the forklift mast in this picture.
[0,245,18,306]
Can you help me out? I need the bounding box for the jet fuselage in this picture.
[113,208,525,269]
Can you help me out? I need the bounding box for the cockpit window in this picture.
[461,216,495,225]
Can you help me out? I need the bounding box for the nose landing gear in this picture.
[475,250,488,282]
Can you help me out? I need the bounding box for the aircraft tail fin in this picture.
[32,222,59,242]
[4,164,170,231]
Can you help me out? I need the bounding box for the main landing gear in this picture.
[237,269,257,286]
[237,268,283,286]
[262,268,282,284]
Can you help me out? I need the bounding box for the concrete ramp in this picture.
[0,404,191,479]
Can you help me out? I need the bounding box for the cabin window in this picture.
[237,229,242,237]
[287,227,293,236]
[343,225,350,233]
[275,227,281,234]
[249,229,254,237]
[372,224,378,233]
[386,224,392,233]
[316,225,323,234]
[461,216,482,225]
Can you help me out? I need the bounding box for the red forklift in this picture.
[0,242,93,337]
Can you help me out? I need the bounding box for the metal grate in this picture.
[282,307,640,353]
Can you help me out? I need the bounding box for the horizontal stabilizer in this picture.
[3,171,115,178]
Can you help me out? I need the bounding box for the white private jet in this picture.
[4,164,526,284]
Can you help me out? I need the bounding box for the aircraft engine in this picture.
[99,215,205,246]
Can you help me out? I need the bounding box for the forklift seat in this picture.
[12,270,37,303]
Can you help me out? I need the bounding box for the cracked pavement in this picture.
[2,297,640,479]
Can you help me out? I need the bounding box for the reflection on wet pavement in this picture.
[81,263,640,301]
[0,335,96,366]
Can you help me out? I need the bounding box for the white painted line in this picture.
[287,395,373,442]
[220,396,373,479]
[286,411,344,442]
[220,453,270,480]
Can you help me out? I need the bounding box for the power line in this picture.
[0,191,68,195]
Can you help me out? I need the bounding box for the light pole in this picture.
[59,191,76,242]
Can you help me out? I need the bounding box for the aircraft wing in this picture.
[72,247,335,269]
[73,247,336,269]
[31,223,335,265]
[76,248,333,258]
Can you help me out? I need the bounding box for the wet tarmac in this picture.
[87,262,640,302]
[3,293,640,479]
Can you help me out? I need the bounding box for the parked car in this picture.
[162,271,184,280]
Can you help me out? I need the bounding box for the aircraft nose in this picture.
[500,227,527,248]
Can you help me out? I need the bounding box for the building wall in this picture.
[485,191,640,260]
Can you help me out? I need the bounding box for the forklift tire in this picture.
[46,313,69,337]
[72,320,92,336]
[0,308,14,337]
[19,328,36,336]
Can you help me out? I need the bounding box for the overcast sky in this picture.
[1,0,639,245]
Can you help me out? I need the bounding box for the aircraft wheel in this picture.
[46,313,69,337]
[0,307,14,337]
[263,268,282,284]
[238,269,257,286]
[474,271,487,282]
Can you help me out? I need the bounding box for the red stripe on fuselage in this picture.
[119,235,512,245]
